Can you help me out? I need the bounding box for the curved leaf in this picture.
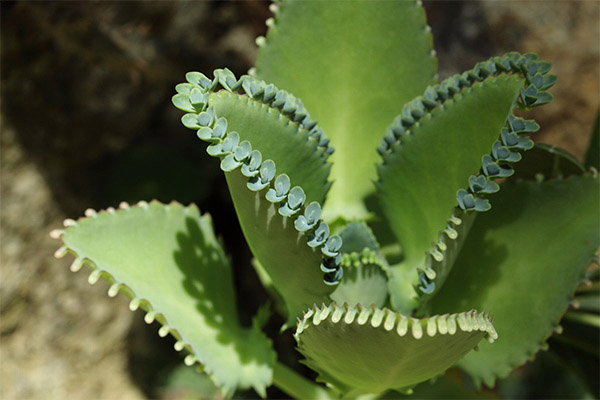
[225,170,338,326]
[377,53,556,312]
[378,74,524,312]
[51,201,275,397]
[294,303,497,395]
[173,72,343,325]
[415,209,477,309]
[428,174,600,386]
[256,0,437,220]
[208,90,331,204]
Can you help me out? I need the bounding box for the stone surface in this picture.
[0,124,142,400]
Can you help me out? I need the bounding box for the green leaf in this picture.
[225,170,337,326]
[378,74,525,312]
[52,201,275,397]
[172,72,342,325]
[256,0,437,220]
[208,90,331,204]
[428,175,600,386]
[416,209,477,309]
[330,261,388,309]
[294,303,497,395]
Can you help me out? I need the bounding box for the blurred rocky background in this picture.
[1,1,597,399]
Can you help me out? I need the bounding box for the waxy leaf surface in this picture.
[295,304,497,395]
[428,175,599,386]
[378,74,524,312]
[256,0,436,220]
[56,202,275,397]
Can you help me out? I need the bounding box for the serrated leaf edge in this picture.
[173,70,343,286]
[50,200,268,397]
[294,302,498,344]
[377,52,556,299]
[463,173,600,387]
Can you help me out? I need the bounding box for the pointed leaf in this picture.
[173,73,341,324]
[225,170,337,326]
[428,175,599,386]
[208,90,331,204]
[256,0,437,219]
[52,201,275,397]
[378,74,525,312]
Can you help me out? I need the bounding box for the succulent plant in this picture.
[51,1,598,398]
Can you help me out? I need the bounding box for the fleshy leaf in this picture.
[256,0,437,220]
[173,72,342,325]
[225,171,337,326]
[378,74,525,312]
[377,52,556,312]
[415,209,477,309]
[294,303,497,395]
[208,89,331,204]
[428,174,600,386]
[51,201,275,397]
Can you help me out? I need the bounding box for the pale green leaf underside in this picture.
[225,170,334,326]
[55,202,275,397]
[378,74,524,312]
[295,303,497,395]
[209,91,330,204]
[256,0,436,220]
[428,175,600,386]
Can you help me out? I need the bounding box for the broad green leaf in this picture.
[295,303,497,395]
[225,170,336,326]
[173,73,342,325]
[378,74,525,312]
[208,90,331,204]
[52,201,275,397]
[428,175,600,386]
[256,0,437,220]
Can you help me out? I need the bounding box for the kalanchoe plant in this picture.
[52,1,599,398]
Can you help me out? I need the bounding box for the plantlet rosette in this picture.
[52,0,599,398]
